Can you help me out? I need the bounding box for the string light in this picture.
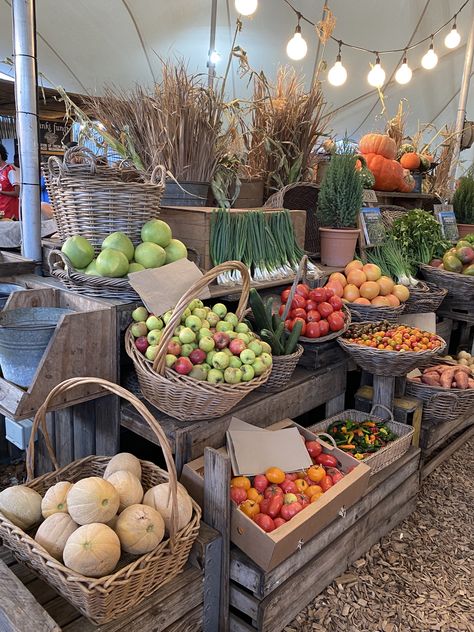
[286,15,307,60]
[445,20,461,48]
[235,0,258,16]
[327,42,347,86]
[395,53,412,85]
[367,54,385,88]
[209,50,222,64]
[421,36,438,69]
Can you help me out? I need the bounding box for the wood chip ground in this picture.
[287,439,474,632]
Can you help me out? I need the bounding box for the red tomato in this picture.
[278,303,286,317]
[295,492,310,508]
[264,484,284,499]
[291,294,307,310]
[230,487,247,504]
[254,513,275,532]
[324,287,335,299]
[280,480,298,494]
[326,467,344,484]
[295,284,310,298]
[318,302,334,319]
[259,498,270,515]
[284,472,298,482]
[306,300,318,312]
[267,494,284,518]
[292,317,306,336]
[316,454,338,468]
[292,307,307,321]
[328,295,343,311]
[327,311,345,332]
[306,309,321,323]
[284,319,293,331]
[319,320,329,337]
[253,474,269,493]
[273,517,287,528]
[305,322,321,339]
[281,289,291,304]
[320,475,334,492]
[308,288,326,303]
[305,440,322,458]
[280,501,303,521]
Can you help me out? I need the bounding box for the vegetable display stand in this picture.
[0,378,201,625]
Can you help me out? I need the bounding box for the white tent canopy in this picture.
[0,0,473,165]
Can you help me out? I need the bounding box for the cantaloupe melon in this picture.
[67,477,119,525]
[115,504,165,554]
[106,470,143,512]
[103,453,142,481]
[63,523,121,577]
[143,483,193,534]
[0,486,42,529]
[41,481,73,518]
[35,513,78,560]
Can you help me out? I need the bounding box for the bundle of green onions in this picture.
[210,209,319,285]
[366,237,418,287]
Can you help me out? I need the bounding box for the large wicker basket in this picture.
[347,302,406,324]
[419,263,474,301]
[260,344,304,392]
[309,405,414,475]
[403,281,448,314]
[45,147,166,249]
[0,377,201,625]
[405,372,474,424]
[126,261,271,421]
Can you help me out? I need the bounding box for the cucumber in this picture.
[272,312,282,332]
[249,288,272,331]
[285,319,303,355]
[264,296,274,327]
[260,328,283,355]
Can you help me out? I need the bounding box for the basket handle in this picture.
[425,390,462,406]
[369,403,395,422]
[152,261,251,375]
[282,255,309,322]
[47,249,75,278]
[26,377,180,541]
[315,432,337,448]
[62,146,97,174]
[47,155,63,180]
[150,165,166,188]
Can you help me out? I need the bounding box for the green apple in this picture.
[171,336,180,344]
[224,312,238,327]
[237,333,250,344]
[216,321,233,333]
[229,356,242,369]
[212,303,227,319]
[131,322,148,338]
[224,367,243,384]
[198,328,213,340]
[207,350,217,365]
[248,341,263,356]
[235,322,249,334]
[212,351,230,370]
[132,306,148,322]
[147,329,162,345]
[207,312,220,327]
[260,352,273,368]
[190,342,198,350]
[260,341,272,355]
[145,345,160,362]
[192,308,207,321]
[227,331,238,340]
[178,327,196,344]
[189,365,208,381]
[240,349,256,365]
[174,325,185,336]
[207,368,224,384]
[241,364,255,382]
[201,363,211,372]
[199,336,215,352]
[252,358,266,375]
[180,307,192,323]
[165,354,177,368]
[200,319,210,329]
[188,299,204,311]
[163,310,173,325]
[146,315,163,331]
[185,315,202,332]
[181,343,194,357]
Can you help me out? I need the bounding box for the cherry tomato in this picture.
[273,517,287,528]
[308,288,326,303]
[264,484,284,499]
[265,467,285,484]
[307,464,325,483]
[295,479,308,494]
[318,302,334,319]
[253,474,269,493]
[280,501,303,521]
[316,454,338,468]
[306,484,323,497]
[306,310,321,323]
[329,295,343,311]
[280,480,298,494]
[291,294,307,310]
[306,300,318,312]
[281,288,291,304]
[230,487,247,504]
[327,311,345,332]
[305,441,322,459]
[247,487,263,503]
[320,475,334,492]
[240,499,260,519]
[305,322,321,339]
[292,307,307,321]
[254,513,275,532]
[295,283,310,298]
[319,320,330,337]
[231,476,251,490]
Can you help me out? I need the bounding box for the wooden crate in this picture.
[0,250,36,276]
[228,447,420,632]
[158,206,306,272]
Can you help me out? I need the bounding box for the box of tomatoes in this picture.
[181,418,370,571]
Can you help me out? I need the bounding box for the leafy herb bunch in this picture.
[390,209,450,265]
[453,174,474,224]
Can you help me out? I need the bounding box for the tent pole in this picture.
[11,0,42,263]
[449,2,474,189]
[208,0,218,88]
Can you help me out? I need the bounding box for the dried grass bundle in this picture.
[316,4,337,44]
[385,100,407,150]
[430,126,456,199]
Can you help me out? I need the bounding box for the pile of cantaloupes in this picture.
[324,260,410,307]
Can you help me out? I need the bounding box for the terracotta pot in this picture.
[457,223,474,239]
[319,227,360,267]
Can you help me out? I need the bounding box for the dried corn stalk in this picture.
[316,4,336,44]
[385,100,407,150]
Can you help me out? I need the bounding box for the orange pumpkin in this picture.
[359,134,397,160]
[399,170,416,192]
[363,153,404,191]
[400,153,421,170]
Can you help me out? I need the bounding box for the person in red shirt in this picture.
[0,143,20,219]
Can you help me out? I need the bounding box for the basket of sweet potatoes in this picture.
[405,362,474,424]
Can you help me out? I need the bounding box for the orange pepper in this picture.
[295,479,309,493]
[231,476,251,491]
[307,465,325,483]
[239,499,260,519]
[306,485,323,497]
[265,467,285,484]
[247,487,263,504]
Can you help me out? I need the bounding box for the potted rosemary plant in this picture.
[453,172,474,237]
[316,141,363,266]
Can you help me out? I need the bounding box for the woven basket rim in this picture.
[338,335,446,359]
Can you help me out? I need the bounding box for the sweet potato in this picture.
[439,367,456,389]
[452,365,472,375]
[410,376,422,383]
[468,378,474,389]
[454,371,469,390]
[422,373,441,386]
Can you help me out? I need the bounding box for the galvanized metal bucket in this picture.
[160,181,209,207]
[0,307,72,387]
[0,283,25,309]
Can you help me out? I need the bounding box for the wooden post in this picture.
[372,375,395,417]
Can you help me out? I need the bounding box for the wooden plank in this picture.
[163,605,202,632]
[372,375,395,415]
[230,448,420,597]
[230,584,259,623]
[72,400,96,459]
[36,411,56,475]
[421,423,474,480]
[0,559,60,632]
[94,395,120,456]
[230,614,256,632]
[325,392,345,416]
[204,448,231,632]
[54,407,74,467]
[0,250,36,276]
[420,412,474,455]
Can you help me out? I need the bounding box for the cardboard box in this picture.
[181,418,371,571]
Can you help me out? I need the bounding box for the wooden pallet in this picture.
[228,447,420,632]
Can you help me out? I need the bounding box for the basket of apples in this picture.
[125,261,272,421]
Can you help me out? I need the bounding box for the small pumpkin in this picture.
[67,477,120,525]
[143,482,193,534]
[0,486,42,529]
[355,155,376,189]
[400,152,421,170]
[359,134,397,160]
[35,513,78,560]
[63,523,121,577]
[41,481,73,518]
[399,170,416,193]
[363,153,404,191]
[103,453,142,481]
[419,155,431,172]
[397,143,416,159]
[106,470,143,512]
[115,503,165,554]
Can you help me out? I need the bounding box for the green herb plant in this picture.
[453,175,474,224]
[390,209,450,265]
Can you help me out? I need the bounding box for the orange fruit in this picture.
[378,276,395,296]
[326,280,344,298]
[344,260,363,275]
[362,263,382,281]
[231,476,251,490]
[346,269,367,287]
[343,284,360,302]
[359,281,380,300]
[295,479,309,493]
[353,297,371,305]
[306,485,323,497]
[385,293,401,307]
[310,492,323,503]
[307,465,325,483]
[392,284,410,302]
[371,296,391,307]
[247,488,263,503]
[265,467,285,484]
[329,272,347,287]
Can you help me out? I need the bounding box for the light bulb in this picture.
[445,25,461,49]
[367,57,385,88]
[328,60,347,86]
[235,0,257,16]
[209,50,221,64]
[286,28,307,61]
[395,58,412,85]
[421,43,438,69]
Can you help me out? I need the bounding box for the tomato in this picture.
[305,322,321,339]
[306,309,321,323]
[320,475,334,492]
[284,472,298,482]
[316,454,338,468]
[305,441,322,458]
[230,487,247,504]
[281,288,291,304]
[280,501,303,521]
[253,474,269,493]
[283,492,298,505]
[247,487,263,503]
[295,283,310,298]
[295,479,309,493]
[307,465,325,483]
[295,492,310,508]
[291,294,307,310]
[264,484,284,499]
[306,484,323,497]
[259,497,270,514]
[310,492,323,502]
[306,300,318,312]
[284,319,293,331]
[319,320,329,337]
[273,517,287,528]
[265,467,285,484]
[296,470,307,479]
[304,476,314,487]
[267,494,284,518]
[240,499,260,518]
[326,467,344,484]
[324,287,335,299]
[254,513,275,532]
[292,307,307,321]
[292,317,306,336]
[328,295,343,311]
[308,288,326,303]
[318,302,334,319]
[278,303,286,317]
[231,476,251,490]
[280,480,298,494]
[327,311,345,332]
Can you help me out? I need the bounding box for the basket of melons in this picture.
[0,377,201,624]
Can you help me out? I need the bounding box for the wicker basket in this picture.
[0,377,201,625]
[419,263,474,301]
[347,302,406,324]
[260,344,304,392]
[309,405,414,475]
[45,147,166,249]
[126,261,271,421]
[403,281,448,314]
[337,323,446,376]
[406,375,474,424]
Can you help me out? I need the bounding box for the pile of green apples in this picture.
[130,301,272,384]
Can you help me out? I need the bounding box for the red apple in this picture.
[174,357,193,375]
[213,332,230,349]
[167,340,182,356]
[189,348,207,365]
[135,336,149,354]
[229,338,247,355]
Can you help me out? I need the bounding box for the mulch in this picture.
[287,439,474,632]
